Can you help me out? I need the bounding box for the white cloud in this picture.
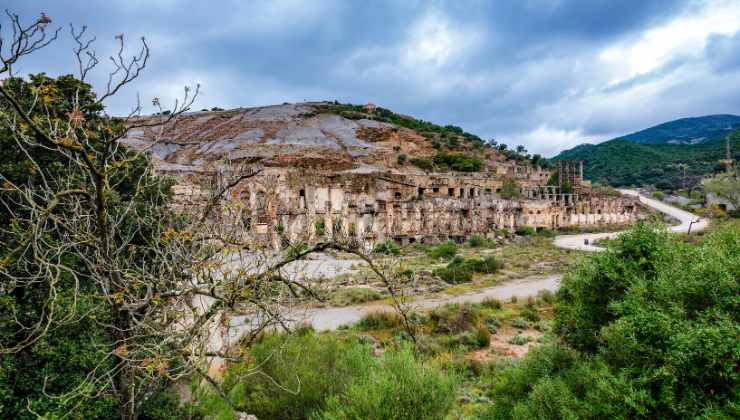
[599,0,740,85]
[500,125,601,158]
[401,11,481,68]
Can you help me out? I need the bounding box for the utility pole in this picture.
[719,134,734,174]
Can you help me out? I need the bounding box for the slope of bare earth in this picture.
[121,102,505,175]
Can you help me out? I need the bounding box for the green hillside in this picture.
[553,135,739,189]
[614,114,740,145]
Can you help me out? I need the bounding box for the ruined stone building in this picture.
[124,102,641,249]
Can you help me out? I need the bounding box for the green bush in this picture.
[427,241,458,260]
[198,332,374,419]
[499,179,521,199]
[329,288,382,306]
[468,234,490,247]
[536,228,555,238]
[481,297,503,310]
[465,256,502,274]
[554,222,670,352]
[315,220,326,236]
[409,157,434,171]
[319,346,460,420]
[397,153,407,165]
[201,333,460,420]
[491,222,740,418]
[482,344,632,419]
[509,318,528,330]
[433,152,483,172]
[537,290,555,305]
[373,240,401,256]
[356,311,404,330]
[429,303,481,334]
[434,265,473,284]
[507,335,532,346]
[516,226,535,236]
[475,325,492,348]
[652,191,665,200]
[522,303,540,322]
[485,316,501,334]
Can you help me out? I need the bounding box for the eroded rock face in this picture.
[125,102,640,249]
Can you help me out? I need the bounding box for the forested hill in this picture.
[613,114,740,145]
[553,132,740,189]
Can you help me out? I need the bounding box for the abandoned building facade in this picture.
[172,161,639,249]
[125,103,642,250]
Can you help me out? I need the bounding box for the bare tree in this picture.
[0,12,421,419]
[0,12,328,419]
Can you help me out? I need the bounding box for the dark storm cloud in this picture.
[3,0,739,156]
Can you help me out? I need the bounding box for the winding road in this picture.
[220,190,708,337]
[554,189,708,251]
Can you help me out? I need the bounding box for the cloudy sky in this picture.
[5,0,740,156]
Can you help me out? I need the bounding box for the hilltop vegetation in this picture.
[316,102,548,171]
[612,114,740,145]
[553,134,739,189]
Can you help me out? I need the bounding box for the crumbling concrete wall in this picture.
[170,167,640,249]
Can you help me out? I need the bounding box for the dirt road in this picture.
[553,189,707,251]
[219,190,708,337]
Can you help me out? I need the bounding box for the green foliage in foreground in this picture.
[485,222,740,418]
[199,331,459,420]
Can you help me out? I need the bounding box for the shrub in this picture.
[482,344,629,419]
[499,179,521,199]
[409,157,434,171]
[554,222,670,352]
[373,240,401,256]
[319,346,460,419]
[468,234,489,247]
[653,191,665,200]
[315,220,326,236]
[329,288,382,306]
[516,226,535,236]
[434,265,473,284]
[429,303,481,334]
[198,332,375,419]
[522,303,540,322]
[481,297,502,310]
[433,151,483,172]
[507,335,532,346]
[397,153,407,165]
[465,256,502,274]
[510,318,528,330]
[427,241,458,260]
[356,311,403,330]
[536,228,555,238]
[537,289,555,305]
[485,316,501,334]
[475,325,492,348]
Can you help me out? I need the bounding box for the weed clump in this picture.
[427,241,458,260]
[373,240,401,256]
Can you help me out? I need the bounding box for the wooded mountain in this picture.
[553,115,740,189]
[612,114,740,145]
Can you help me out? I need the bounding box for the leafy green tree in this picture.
[499,179,521,199]
[487,223,740,418]
[703,174,740,210]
